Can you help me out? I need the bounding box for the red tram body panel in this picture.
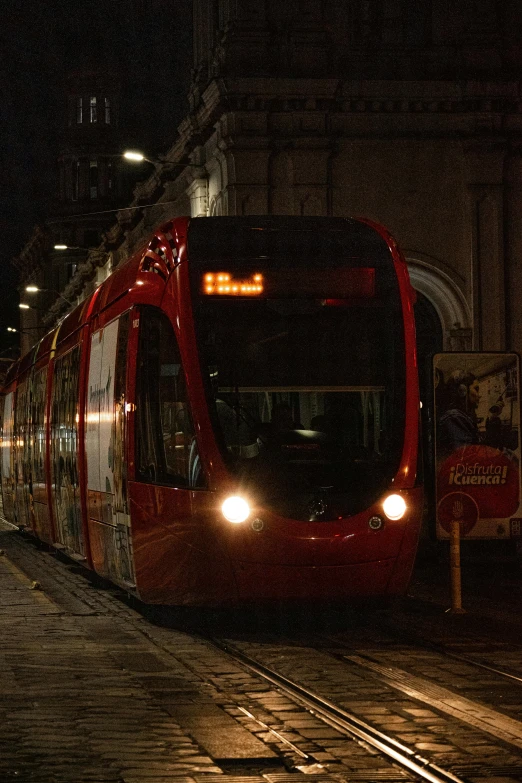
[1,216,422,605]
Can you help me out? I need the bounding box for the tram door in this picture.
[30,366,53,542]
[13,377,32,529]
[0,392,16,523]
[127,306,231,604]
[51,346,83,555]
[85,312,135,588]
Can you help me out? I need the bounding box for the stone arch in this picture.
[405,255,472,351]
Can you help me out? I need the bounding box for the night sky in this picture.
[0,0,192,353]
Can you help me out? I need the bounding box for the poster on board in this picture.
[434,352,521,540]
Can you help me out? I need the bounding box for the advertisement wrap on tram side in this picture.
[433,353,522,541]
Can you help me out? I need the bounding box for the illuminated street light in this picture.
[123,150,152,164]
[122,149,197,171]
[53,244,88,251]
[25,286,74,307]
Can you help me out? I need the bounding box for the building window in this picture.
[107,160,114,193]
[59,161,65,200]
[90,96,97,123]
[104,97,111,124]
[72,159,80,201]
[76,97,83,124]
[89,159,98,199]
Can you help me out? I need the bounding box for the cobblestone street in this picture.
[0,525,226,782]
[1,518,522,783]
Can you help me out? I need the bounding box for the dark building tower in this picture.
[50,69,129,292]
[13,67,131,340]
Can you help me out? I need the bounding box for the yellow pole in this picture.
[448,519,466,614]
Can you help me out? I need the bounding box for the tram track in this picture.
[198,624,522,782]
[208,636,467,783]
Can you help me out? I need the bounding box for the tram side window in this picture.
[136,307,204,488]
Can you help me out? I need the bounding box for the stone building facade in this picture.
[17,1,522,377]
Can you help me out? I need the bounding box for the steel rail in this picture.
[357,621,522,685]
[318,633,522,686]
[210,638,468,783]
[416,644,522,685]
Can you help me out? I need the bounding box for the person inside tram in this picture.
[310,415,327,432]
[253,402,304,452]
[215,397,259,458]
[270,402,303,431]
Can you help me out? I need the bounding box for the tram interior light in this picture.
[382,494,406,521]
[222,496,250,523]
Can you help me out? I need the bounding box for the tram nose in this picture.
[308,486,334,521]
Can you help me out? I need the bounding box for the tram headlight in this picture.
[222,496,250,524]
[382,494,406,521]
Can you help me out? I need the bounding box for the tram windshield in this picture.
[189,218,406,520]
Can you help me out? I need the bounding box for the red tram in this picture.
[1,216,422,605]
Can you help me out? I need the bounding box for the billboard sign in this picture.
[433,353,521,540]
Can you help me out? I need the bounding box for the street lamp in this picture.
[122,149,198,171]
[53,244,94,251]
[123,150,154,164]
[25,286,74,307]
[7,326,41,334]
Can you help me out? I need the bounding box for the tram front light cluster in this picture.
[222,495,250,524]
[382,494,407,521]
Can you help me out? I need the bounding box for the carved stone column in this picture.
[465,145,505,350]
[187,177,209,217]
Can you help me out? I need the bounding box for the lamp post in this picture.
[123,150,156,165]
[53,244,99,252]
[7,326,42,334]
[122,149,198,173]
[24,286,74,307]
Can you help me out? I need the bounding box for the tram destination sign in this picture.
[433,352,521,540]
